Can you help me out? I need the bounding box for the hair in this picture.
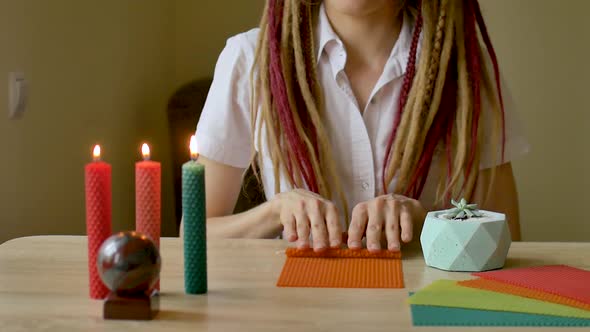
[251,0,506,215]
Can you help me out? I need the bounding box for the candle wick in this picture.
[93,156,101,162]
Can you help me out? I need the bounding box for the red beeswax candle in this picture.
[136,143,161,291]
[135,143,161,248]
[84,145,112,299]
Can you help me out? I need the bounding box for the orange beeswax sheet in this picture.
[277,248,404,288]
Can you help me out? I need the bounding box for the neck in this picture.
[324,4,403,68]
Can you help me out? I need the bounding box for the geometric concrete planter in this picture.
[420,209,512,272]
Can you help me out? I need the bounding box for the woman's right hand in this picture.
[270,189,342,251]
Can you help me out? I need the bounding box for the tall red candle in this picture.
[84,145,112,299]
[135,143,161,252]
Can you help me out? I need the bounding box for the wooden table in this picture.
[0,236,587,331]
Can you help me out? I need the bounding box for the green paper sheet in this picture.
[410,304,590,327]
[407,280,590,319]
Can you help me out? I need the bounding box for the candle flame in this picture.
[93,145,101,161]
[141,143,150,160]
[190,135,198,160]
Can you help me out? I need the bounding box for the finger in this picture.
[295,188,323,200]
[386,199,401,251]
[366,199,385,252]
[348,203,368,249]
[400,203,414,243]
[325,203,342,248]
[281,211,297,242]
[294,211,310,249]
[307,200,328,252]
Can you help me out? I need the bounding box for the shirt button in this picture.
[361,182,370,191]
[370,98,377,105]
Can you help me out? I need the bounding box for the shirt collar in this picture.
[316,3,341,64]
[315,3,416,70]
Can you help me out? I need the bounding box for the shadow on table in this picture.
[401,243,423,260]
[157,310,203,322]
[503,257,555,269]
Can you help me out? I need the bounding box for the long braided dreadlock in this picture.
[251,0,506,212]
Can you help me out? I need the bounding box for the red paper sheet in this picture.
[473,265,590,305]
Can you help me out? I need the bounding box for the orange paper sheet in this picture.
[277,248,404,288]
[459,278,590,312]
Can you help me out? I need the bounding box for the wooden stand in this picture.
[103,290,159,320]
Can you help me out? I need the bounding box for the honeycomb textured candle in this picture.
[135,160,161,248]
[84,161,112,299]
[135,160,161,290]
[182,160,207,294]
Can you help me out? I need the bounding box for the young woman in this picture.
[192,0,529,252]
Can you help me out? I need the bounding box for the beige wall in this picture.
[0,0,177,244]
[1,0,588,243]
[480,0,590,241]
[174,0,265,85]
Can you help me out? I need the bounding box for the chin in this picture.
[323,0,397,16]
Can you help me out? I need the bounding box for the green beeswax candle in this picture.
[182,136,207,294]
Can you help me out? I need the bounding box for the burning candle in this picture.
[84,144,112,299]
[182,135,207,294]
[135,143,161,290]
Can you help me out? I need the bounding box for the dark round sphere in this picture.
[97,231,161,295]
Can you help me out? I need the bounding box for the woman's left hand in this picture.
[347,194,426,252]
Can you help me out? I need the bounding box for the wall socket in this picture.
[8,72,27,119]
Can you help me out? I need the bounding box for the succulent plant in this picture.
[444,198,483,220]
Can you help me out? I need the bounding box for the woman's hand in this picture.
[347,194,426,252]
[270,189,342,251]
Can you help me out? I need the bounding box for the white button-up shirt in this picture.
[196,5,529,221]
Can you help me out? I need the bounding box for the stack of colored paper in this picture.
[408,265,590,327]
